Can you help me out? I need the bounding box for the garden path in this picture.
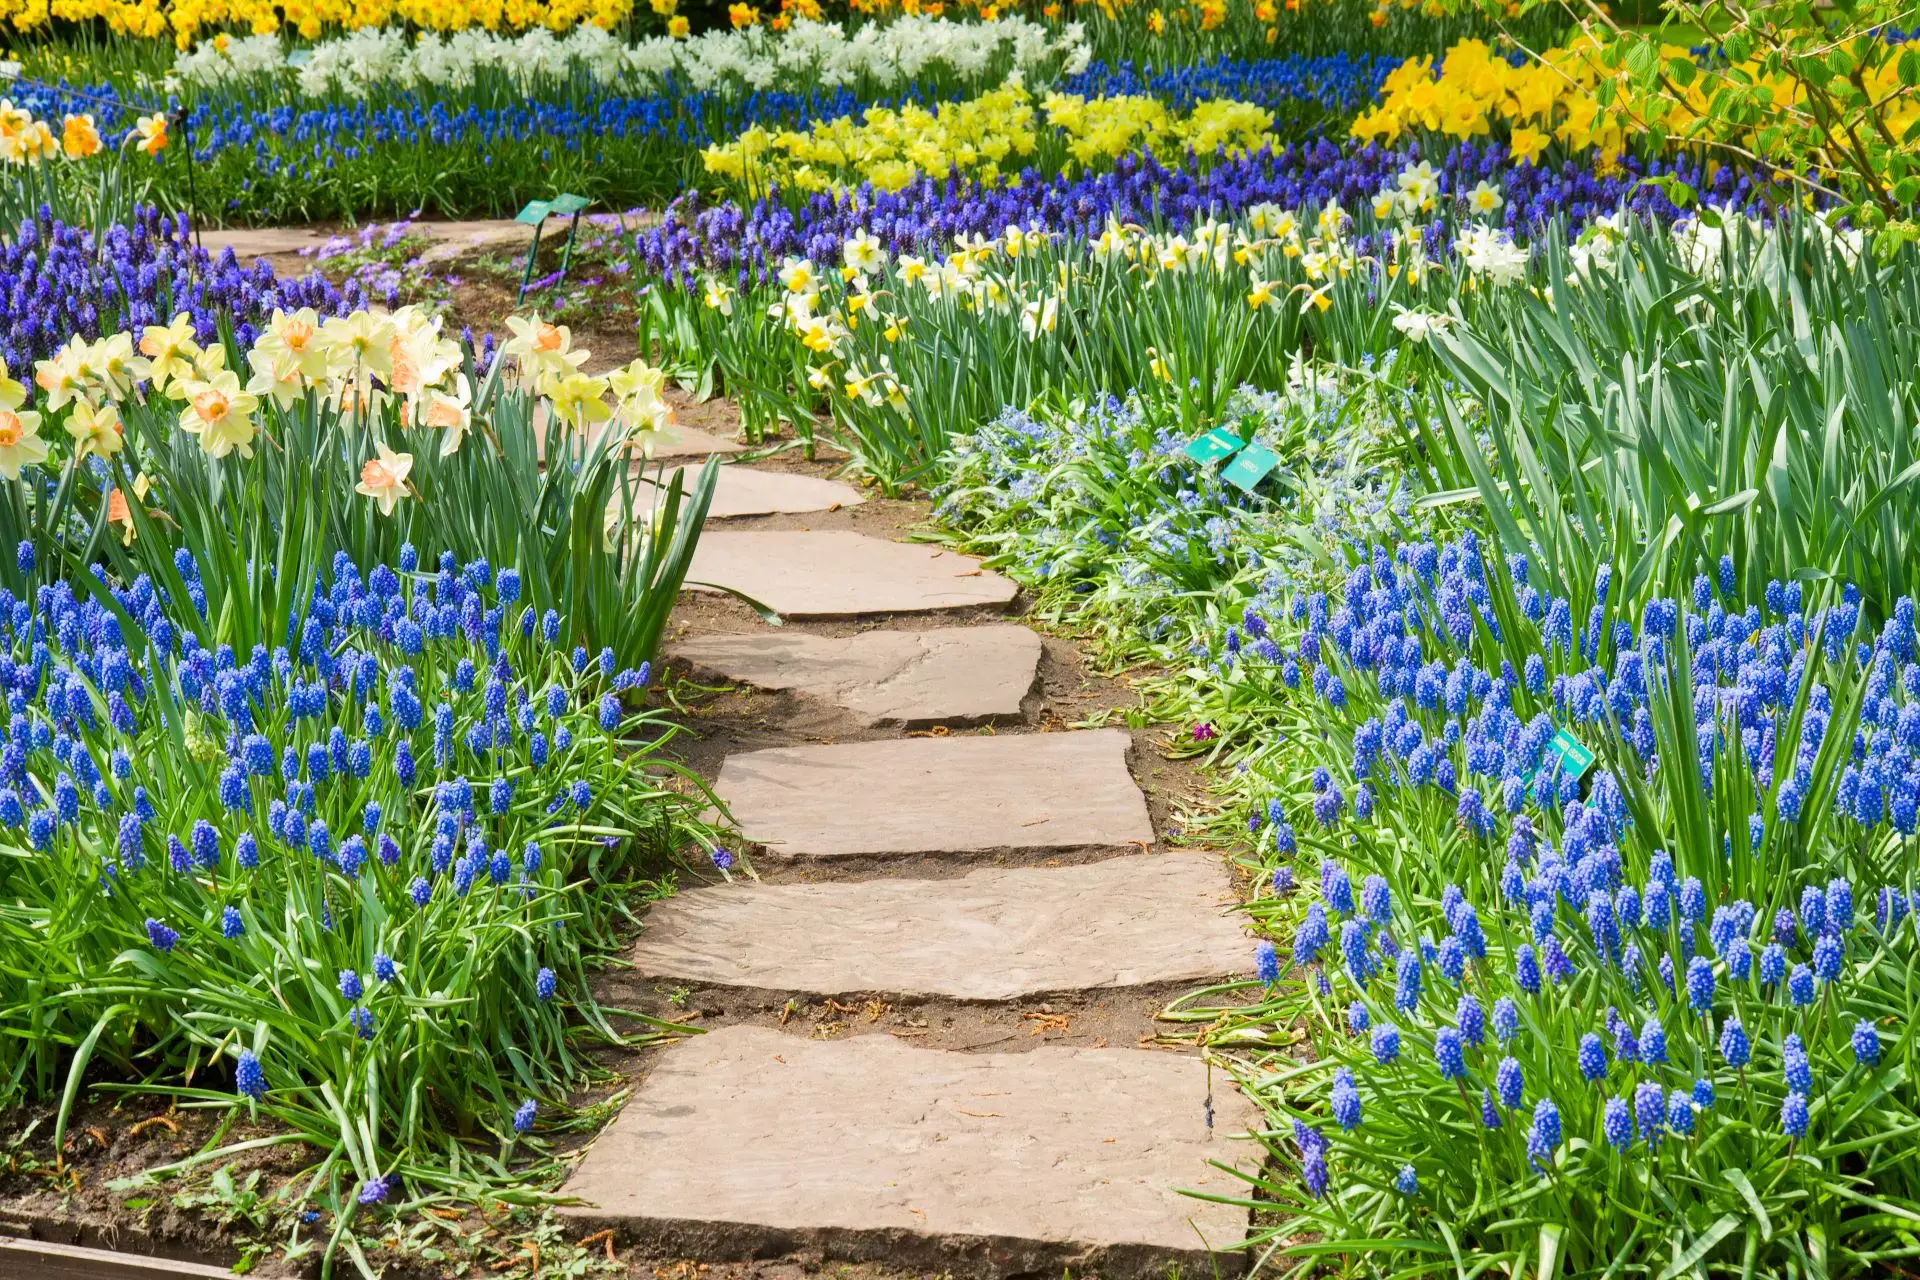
[559,442,1260,1278]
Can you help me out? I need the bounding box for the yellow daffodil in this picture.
[608,359,677,456]
[547,371,613,432]
[139,312,201,395]
[65,399,124,460]
[178,370,261,459]
[61,113,101,159]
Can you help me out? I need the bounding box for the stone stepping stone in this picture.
[650,422,744,459]
[560,1026,1254,1278]
[647,466,864,519]
[672,625,1039,726]
[628,853,1245,1001]
[688,531,1015,617]
[715,728,1152,861]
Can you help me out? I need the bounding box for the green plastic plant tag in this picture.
[1221,442,1280,492]
[514,200,552,226]
[1548,729,1595,781]
[1183,428,1243,463]
[548,193,591,215]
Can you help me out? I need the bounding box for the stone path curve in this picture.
[561,450,1257,1278]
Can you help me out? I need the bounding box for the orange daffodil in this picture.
[355,442,415,515]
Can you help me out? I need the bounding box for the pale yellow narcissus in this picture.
[178,370,262,459]
[107,474,152,546]
[503,314,588,389]
[65,399,125,461]
[609,359,677,457]
[1467,180,1504,215]
[88,333,151,399]
[32,342,93,412]
[355,441,414,515]
[408,376,474,456]
[139,312,202,396]
[319,310,397,386]
[254,307,331,383]
[0,362,48,480]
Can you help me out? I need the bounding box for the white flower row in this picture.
[172,16,1090,98]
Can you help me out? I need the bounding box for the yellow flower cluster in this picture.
[704,83,1273,194]
[3,308,673,535]
[704,84,1038,194]
[0,100,153,165]
[729,201,1462,419]
[4,0,628,48]
[1352,38,1627,166]
[1042,91,1271,167]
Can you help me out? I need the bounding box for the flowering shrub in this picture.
[1212,531,1919,1269]
[0,543,710,1215]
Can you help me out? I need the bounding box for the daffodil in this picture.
[132,112,168,157]
[608,359,677,456]
[65,399,124,460]
[503,314,587,389]
[178,370,261,459]
[355,441,414,515]
[139,313,202,395]
[842,230,885,276]
[0,365,47,480]
[547,371,613,432]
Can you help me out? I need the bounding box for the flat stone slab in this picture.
[560,1027,1254,1278]
[650,466,864,519]
[651,422,744,458]
[688,531,1015,617]
[672,625,1039,726]
[629,853,1246,1000]
[715,729,1152,861]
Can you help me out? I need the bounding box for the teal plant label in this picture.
[514,200,552,226]
[548,193,592,215]
[1183,428,1243,463]
[1222,442,1280,491]
[1548,729,1595,782]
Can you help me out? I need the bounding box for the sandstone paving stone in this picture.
[715,729,1152,860]
[649,466,864,519]
[648,423,744,458]
[628,852,1246,1000]
[670,625,1038,725]
[559,1026,1255,1278]
[687,530,1015,617]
